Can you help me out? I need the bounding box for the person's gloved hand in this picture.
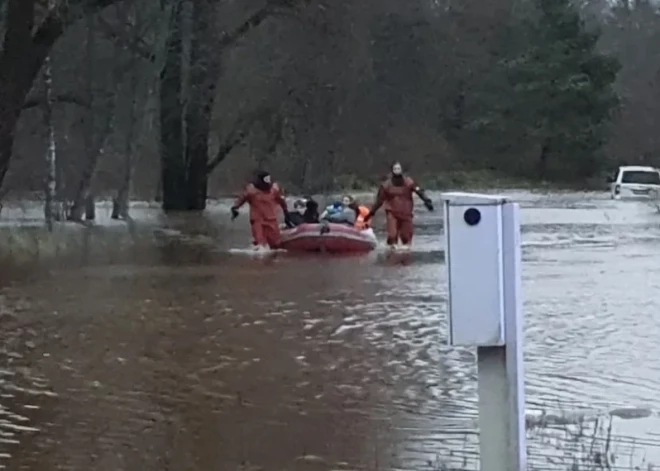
[284,211,294,228]
[424,199,434,211]
[230,207,239,220]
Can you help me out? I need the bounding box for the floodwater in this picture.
[2,191,660,471]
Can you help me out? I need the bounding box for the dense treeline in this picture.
[0,0,657,214]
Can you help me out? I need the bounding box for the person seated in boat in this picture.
[303,198,320,223]
[320,195,356,226]
[286,197,320,227]
[322,195,370,230]
[348,199,371,230]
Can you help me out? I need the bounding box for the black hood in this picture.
[391,174,405,186]
[306,199,318,211]
[253,170,272,192]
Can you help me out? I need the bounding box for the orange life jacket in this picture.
[354,205,370,229]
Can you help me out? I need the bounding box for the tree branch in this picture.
[33,0,123,49]
[203,0,303,174]
[207,108,285,173]
[96,14,156,62]
[263,115,285,154]
[95,1,294,71]
[219,5,273,50]
[23,93,90,109]
[21,0,125,90]
[207,128,246,173]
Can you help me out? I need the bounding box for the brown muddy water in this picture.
[2,191,660,471]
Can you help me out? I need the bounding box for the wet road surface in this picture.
[1,191,660,470]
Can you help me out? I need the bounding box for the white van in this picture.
[608,166,660,200]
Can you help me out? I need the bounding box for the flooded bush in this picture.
[0,226,85,263]
[0,224,142,268]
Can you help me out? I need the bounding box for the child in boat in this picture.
[303,198,320,223]
[286,197,320,227]
[349,200,371,230]
[320,195,356,226]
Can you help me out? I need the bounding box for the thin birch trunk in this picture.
[43,55,56,231]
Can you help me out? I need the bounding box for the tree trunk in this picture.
[158,0,276,211]
[69,12,97,221]
[157,0,287,211]
[0,101,20,194]
[538,140,550,180]
[70,114,117,220]
[155,175,162,202]
[0,0,38,191]
[159,0,187,211]
[113,36,139,220]
[84,195,95,220]
[183,0,222,211]
[0,72,32,194]
[160,0,219,211]
[43,56,57,231]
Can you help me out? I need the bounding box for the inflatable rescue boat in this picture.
[279,223,377,253]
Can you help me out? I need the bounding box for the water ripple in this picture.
[1,192,660,469]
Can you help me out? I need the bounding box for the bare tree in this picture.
[159,0,308,211]
[0,0,125,194]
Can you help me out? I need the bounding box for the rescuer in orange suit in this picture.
[230,170,291,250]
[364,161,434,248]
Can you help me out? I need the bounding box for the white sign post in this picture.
[440,192,526,471]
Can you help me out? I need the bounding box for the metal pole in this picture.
[502,201,526,470]
[477,202,526,471]
[477,346,509,471]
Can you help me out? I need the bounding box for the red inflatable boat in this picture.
[279,223,378,253]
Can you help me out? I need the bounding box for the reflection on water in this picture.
[1,192,660,470]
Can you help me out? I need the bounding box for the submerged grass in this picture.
[0,225,83,263]
[0,223,141,268]
[424,414,659,471]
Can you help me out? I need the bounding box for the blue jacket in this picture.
[324,202,344,216]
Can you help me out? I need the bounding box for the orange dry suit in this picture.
[232,182,287,248]
[370,176,417,245]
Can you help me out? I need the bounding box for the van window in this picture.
[620,170,660,184]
